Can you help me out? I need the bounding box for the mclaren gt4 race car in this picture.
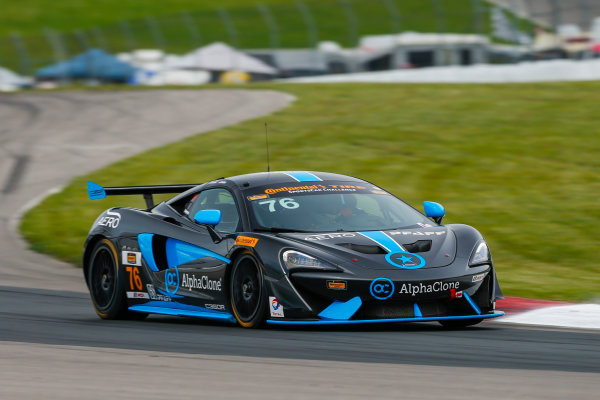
[84,171,504,328]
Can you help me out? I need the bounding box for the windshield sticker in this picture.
[248,194,269,201]
[264,184,367,195]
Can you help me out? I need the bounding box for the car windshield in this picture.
[245,181,434,233]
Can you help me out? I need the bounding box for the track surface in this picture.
[0,90,598,399]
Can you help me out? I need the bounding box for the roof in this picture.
[226,171,364,189]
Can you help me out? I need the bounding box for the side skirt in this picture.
[129,301,236,323]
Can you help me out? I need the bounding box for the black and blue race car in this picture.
[84,171,504,328]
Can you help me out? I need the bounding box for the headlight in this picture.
[469,242,490,266]
[282,250,338,271]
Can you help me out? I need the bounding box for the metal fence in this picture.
[1,0,597,78]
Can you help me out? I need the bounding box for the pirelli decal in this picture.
[235,236,259,247]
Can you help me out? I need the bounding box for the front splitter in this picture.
[267,311,504,326]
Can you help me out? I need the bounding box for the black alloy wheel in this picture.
[88,239,145,319]
[230,252,266,328]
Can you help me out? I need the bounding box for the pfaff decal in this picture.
[388,230,446,236]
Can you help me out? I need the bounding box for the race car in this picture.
[84,171,504,328]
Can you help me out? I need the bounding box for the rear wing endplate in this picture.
[87,181,200,208]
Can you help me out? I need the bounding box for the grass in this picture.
[0,0,503,73]
[20,82,600,302]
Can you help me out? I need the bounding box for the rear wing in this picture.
[87,181,200,208]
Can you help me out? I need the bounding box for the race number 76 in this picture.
[125,266,142,290]
[258,198,299,212]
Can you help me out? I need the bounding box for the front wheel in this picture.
[230,251,266,328]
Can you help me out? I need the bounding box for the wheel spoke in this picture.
[90,248,116,309]
[232,258,261,322]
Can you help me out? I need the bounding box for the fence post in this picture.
[295,0,319,48]
[10,33,31,77]
[339,0,358,47]
[470,0,484,35]
[382,0,402,34]
[257,3,280,49]
[75,30,98,83]
[119,20,137,52]
[146,16,167,50]
[90,26,109,51]
[578,0,591,30]
[75,30,91,50]
[550,0,561,31]
[431,0,446,33]
[181,12,202,49]
[218,8,240,48]
[43,27,69,84]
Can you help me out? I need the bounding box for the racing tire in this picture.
[87,239,147,320]
[439,318,483,328]
[230,251,267,328]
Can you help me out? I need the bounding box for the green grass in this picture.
[1,0,503,73]
[20,82,600,302]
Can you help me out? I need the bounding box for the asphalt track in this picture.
[0,90,598,399]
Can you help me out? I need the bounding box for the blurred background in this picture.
[3,1,599,303]
[3,0,600,89]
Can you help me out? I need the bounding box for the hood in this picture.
[280,227,456,270]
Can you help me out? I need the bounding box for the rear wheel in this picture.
[87,239,146,320]
[230,252,266,328]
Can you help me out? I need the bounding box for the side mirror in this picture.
[423,201,445,225]
[194,209,221,226]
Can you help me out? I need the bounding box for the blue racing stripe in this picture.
[358,231,405,253]
[283,171,323,182]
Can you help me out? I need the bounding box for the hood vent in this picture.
[336,243,387,254]
[402,240,432,253]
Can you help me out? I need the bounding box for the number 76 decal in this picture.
[259,198,299,212]
[126,266,143,290]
